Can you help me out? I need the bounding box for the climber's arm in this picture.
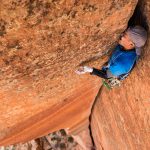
[76,66,114,79]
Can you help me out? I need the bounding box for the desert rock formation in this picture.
[1,0,149,149]
[91,0,150,149]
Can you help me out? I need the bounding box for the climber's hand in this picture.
[75,66,93,75]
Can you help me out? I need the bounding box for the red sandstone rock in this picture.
[72,128,94,150]
[0,0,137,146]
[91,1,150,147]
[91,0,150,148]
[0,77,101,145]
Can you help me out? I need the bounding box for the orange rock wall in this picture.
[0,0,137,146]
[91,1,150,149]
[0,77,101,145]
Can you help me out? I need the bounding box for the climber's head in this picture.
[119,31,135,50]
[119,26,147,55]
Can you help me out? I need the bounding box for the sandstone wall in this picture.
[91,1,150,149]
[0,0,137,146]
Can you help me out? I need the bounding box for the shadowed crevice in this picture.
[89,85,104,150]
[128,1,149,31]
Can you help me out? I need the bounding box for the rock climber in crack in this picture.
[76,26,147,83]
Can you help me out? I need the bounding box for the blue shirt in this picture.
[108,45,137,77]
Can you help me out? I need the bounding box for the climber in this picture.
[76,26,147,81]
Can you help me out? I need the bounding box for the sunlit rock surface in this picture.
[0,0,137,146]
[91,0,150,149]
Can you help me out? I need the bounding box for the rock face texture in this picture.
[0,0,139,147]
[91,1,150,149]
[0,77,101,145]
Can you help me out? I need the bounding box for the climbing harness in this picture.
[102,78,121,90]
